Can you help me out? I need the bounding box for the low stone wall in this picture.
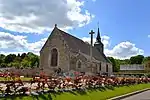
[7,68,39,77]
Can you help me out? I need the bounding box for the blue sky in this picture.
[0,0,149,59]
[70,0,150,57]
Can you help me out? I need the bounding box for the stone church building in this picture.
[40,25,113,76]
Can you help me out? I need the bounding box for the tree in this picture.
[107,57,119,72]
[12,62,20,68]
[26,52,39,68]
[130,55,144,64]
[0,52,39,68]
[143,56,150,63]
[4,54,16,64]
[0,63,7,67]
[0,54,5,67]
[20,52,39,68]
[21,56,31,68]
[14,54,22,62]
[21,53,26,59]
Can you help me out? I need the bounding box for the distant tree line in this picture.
[107,55,150,72]
[0,52,39,68]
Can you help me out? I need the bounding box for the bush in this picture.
[146,73,150,78]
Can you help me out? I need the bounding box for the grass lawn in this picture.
[0,77,32,81]
[1,83,150,100]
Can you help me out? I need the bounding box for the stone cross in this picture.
[55,24,57,27]
[89,30,95,64]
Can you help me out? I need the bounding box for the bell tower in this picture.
[94,26,104,53]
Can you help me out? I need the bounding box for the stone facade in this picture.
[40,25,113,76]
[40,27,70,74]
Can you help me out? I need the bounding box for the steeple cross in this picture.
[89,30,95,35]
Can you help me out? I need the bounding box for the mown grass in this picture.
[0,77,32,81]
[1,83,150,100]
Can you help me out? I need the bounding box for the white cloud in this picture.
[28,38,47,54]
[81,37,96,45]
[0,32,47,55]
[81,35,110,48]
[105,41,144,59]
[0,31,144,59]
[0,32,28,50]
[0,51,28,56]
[81,36,144,59]
[148,35,150,38]
[101,36,110,48]
[0,0,94,33]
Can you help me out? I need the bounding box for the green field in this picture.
[1,83,150,100]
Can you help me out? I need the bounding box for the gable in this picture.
[40,27,59,53]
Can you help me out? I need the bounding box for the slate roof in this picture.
[55,27,111,64]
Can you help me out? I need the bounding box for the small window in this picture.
[99,62,101,71]
[51,48,58,67]
[106,64,108,72]
[77,60,81,68]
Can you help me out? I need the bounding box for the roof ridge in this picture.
[40,26,58,52]
[57,28,87,44]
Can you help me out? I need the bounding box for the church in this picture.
[40,24,113,76]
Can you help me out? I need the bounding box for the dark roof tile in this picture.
[56,27,111,63]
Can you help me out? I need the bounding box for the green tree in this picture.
[21,53,26,59]
[0,54,5,67]
[130,55,144,64]
[0,63,7,67]
[4,54,16,64]
[26,52,39,68]
[20,52,39,68]
[12,62,20,68]
[107,57,119,72]
[14,54,22,62]
[21,56,31,68]
[143,56,150,63]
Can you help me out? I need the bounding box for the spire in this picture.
[96,23,101,43]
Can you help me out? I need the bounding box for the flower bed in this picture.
[0,72,150,99]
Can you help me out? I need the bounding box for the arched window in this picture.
[51,48,58,67]
[77,60,81,68]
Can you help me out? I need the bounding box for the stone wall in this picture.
[8,68,43,77]
[40,28,70,75]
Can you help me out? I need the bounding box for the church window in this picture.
[99,62,101,71]
[77,60,81,68]
[51,48,58,66]
[106,64,108,72]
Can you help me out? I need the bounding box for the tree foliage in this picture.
[107,55,148,72]
[107,57,118,72]
[0,52,39,68]
[130,55,144,64]
[143,56,150,63]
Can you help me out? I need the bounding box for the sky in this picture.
[0,0,149,59]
